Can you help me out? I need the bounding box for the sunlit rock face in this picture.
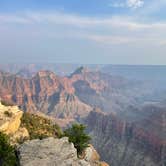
[0,102,29,144]
[0,68,141,120]
[0,70,92,122]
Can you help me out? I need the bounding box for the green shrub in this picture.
[64,124,91,155]
[21,112,63,140]
[0,132,18,166]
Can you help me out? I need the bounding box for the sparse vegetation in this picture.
[4,111,13,117]
[1,100,14,107]
[21,112,62,140]
[0,132,18,166]
[64,124,91,155]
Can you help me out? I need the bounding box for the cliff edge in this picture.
[17,137,109,166]
[0,101,109,166]
[0,102,29,144]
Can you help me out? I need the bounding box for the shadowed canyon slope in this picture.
[83,106,166,166]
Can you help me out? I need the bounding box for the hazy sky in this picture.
[0,0,166,64]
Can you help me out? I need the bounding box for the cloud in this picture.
[1,11,166,31]
[138,0,166,16]
[109,0,144,9]
[0,9,166,64]
[127,0,144,9]
[108,2,125,8]
[159,40,166,46]
[0,11,166,46]
[86,35,134,45]
[0,15,31,24]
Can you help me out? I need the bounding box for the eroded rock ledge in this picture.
[17,137,109,166]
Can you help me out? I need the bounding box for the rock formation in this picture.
[0,102,29,144]
[0,101,109,165]
[0,68,142,120]
[2,67,157,124]
[17,137,109,166]
[0,70,92,121]
[84,106,166,166]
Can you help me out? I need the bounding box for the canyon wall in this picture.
[84,108,166,166]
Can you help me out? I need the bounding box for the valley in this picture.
[0,65,165,166]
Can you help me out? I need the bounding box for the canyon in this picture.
[83,106,166,166]
[0,67,150,117]
[0,66,165,166]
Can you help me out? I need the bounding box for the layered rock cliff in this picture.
[0,68,144,119]
[0,71,91,121]
[83,106,166,166]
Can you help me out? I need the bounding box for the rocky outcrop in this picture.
[17,137,109,166]
[0,102,29,144]
[0,102,108,165]
[83,144,109,166]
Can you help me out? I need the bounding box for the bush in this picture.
[0,132,18,166]
[64,124,91,155]
[21,112,63,140]
[1,100,14,107]
[4,111,13,117]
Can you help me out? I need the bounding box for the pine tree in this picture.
[64,124,91,155]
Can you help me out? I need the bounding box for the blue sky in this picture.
[0,0,166,64]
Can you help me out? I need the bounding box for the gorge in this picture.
[0,66,165,166]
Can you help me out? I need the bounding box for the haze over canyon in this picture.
[0,64,165,166]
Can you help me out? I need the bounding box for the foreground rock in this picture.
[0,102,29,144]
[17,137,109,166]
